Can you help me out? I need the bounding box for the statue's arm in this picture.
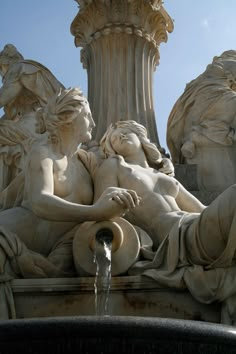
[26,148,96,222]
[93,157,119,202]
[27,149,137,222]
[175,182,206,212]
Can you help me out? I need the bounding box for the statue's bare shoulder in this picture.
[96,155,124,178]
[94,156,121,200]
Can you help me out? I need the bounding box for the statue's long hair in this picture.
[36,87,88,143]
[100,120,163,168]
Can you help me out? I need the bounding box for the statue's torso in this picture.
[116,159,186,247]
[18,144,94,255]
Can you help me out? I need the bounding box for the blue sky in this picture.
[1,1,236,151]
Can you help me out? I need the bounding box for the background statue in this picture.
[0,44,64,196]
[94,120,236,324]
[167,50,236,193]
[0,88,139,319]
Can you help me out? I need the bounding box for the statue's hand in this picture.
[94,187,141,220]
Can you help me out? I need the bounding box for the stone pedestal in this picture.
[174,164,221,205]
[70,0,173,144]
[11,276,220,323]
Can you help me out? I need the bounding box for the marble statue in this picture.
[94,120,236,324]
[1,41,236,324]
[0,44,64,198]
[167,50,236,193]
[0,89,140,319]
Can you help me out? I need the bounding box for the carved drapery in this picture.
[71,0,173,144]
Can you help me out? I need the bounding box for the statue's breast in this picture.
[53,157,93,204]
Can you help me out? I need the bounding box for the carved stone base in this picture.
[11,276,221,323]
[174,163,221,204]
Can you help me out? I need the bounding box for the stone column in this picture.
[71,0,173,145]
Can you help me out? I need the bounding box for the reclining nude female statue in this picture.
[94,120,236,324]
[0,89,140,318]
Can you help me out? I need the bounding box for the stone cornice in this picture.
[71,0,174,49]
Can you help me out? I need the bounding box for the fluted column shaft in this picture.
[71,0,173,144]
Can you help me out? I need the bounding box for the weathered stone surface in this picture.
[11,276,220,323]
[174,164,199,191]
[174,164,221,204]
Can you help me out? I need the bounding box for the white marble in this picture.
[167,50,236,193]
[93,120,236,325]
[0,44,64,198]
[71,0,173,145]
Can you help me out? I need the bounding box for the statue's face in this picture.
[73,104,95,143]
[110,127,142,156]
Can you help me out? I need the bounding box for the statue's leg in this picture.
[186,184,236,265]
[47,225,77,276]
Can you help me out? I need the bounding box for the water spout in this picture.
[94,228,113,316]
[73,217,140,277]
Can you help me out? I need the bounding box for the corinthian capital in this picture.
[71,0,174,49]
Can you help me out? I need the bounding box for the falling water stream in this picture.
[94,228,113,316]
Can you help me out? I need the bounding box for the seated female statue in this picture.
[0,90,139,277]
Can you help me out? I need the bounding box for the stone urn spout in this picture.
[73,217,140,275]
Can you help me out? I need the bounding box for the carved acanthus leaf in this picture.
[71,0,173,48]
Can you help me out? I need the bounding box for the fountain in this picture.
[1,1,236,353]
[0,0,223,326]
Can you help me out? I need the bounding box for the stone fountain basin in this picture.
[0,316,236,353]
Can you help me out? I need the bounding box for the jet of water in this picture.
[94,234,112,316]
